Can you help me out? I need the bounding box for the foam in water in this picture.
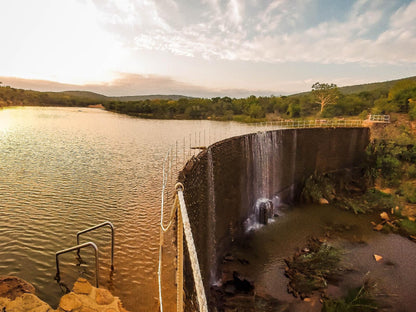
[244,197,275,232]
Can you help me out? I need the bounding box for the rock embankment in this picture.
[0,276,129,312]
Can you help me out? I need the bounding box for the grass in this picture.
[332,188,398,214]
[285,239,342,298]
[322,281,378,312]
[398,219,416,236]
[398,182,416,204]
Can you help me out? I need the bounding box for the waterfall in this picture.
[207,148,217,284]
[244,131,280,231]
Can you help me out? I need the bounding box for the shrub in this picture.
[407,164,416,179]
[301,174,334,203]
[398,182,416,204]
[409,104,416,121]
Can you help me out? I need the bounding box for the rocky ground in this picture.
[0,276,129,312]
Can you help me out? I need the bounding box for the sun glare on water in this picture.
[0,109,14,133]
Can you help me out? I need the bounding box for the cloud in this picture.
[0,74,279,98]
[91,0,416,65]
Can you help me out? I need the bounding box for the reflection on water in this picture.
[0,107,259,311]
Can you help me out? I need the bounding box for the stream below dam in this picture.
[219,204,416,311]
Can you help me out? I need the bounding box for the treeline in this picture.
[1,78,416,121]
[98,79,416,121]
[0,85,103,108]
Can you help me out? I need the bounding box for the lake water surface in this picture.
[0,106,260,311]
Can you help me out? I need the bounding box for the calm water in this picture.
[0,107,259,311]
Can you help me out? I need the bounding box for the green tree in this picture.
[388,80,416,112]
[311,82,340,114]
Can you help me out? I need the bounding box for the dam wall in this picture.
[178,127,370,309]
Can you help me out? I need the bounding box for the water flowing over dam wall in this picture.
[178,127,369,309]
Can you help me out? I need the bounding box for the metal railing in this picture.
[368,114,390,123]
[55,242,99,287]
[77,221,115,270]
[250,119,363,129]
[55,221,114,288]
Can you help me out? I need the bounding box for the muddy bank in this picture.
[213,204,416,312]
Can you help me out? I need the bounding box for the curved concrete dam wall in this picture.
[178,127,370,309]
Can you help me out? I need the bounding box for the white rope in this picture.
[159,151,177,312]
[175,183,209,312]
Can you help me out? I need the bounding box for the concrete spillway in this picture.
[178,127,370,310]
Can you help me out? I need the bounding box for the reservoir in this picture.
[0,106,260,311]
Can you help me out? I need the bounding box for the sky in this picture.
[1,0,416,98]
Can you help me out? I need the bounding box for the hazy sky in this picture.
[1,0,415,97]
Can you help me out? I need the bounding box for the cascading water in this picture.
[207,148,217,285]
[244,131,282,231]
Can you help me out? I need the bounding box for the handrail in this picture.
[368,114,390,122]
[55,242,99,287]
[77,221,114,270]
[175,183,208,312]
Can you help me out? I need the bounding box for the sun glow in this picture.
[0,109,15,134]
[0,0,125,85]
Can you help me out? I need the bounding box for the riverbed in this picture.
[219,204,416,311]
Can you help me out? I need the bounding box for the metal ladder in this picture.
[55,221,115,288]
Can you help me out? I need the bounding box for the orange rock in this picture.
[380,212,390,221]
[0,276,36,300]
[374,254,383,262]
[95,288,114,305]
[319,198,329,205]
[373,224,384,231]
[73,278,92,295]
[80,307,98,312]
[59,293,82,311]
[118,300,130,312]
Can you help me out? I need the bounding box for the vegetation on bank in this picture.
[1,76,415,122]
[285,238,342,299]
[300,109,416,242]
[322,281,378,312]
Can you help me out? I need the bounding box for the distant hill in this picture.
[61,91,109,100]
[110,94,193,101]
[290,76,416,97]
[338,76,416,95]
[60,91,192,102]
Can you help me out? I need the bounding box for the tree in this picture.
[387,79,416,112]
[311,82,340,114]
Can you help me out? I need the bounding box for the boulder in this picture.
[73,278,93,295]
[59,293,82,311]
[319,198,329,205]
[95,288,114,305]
[0,276,36,300]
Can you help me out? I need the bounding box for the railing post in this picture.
[77,221,115,271]
[55,242,99,287]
